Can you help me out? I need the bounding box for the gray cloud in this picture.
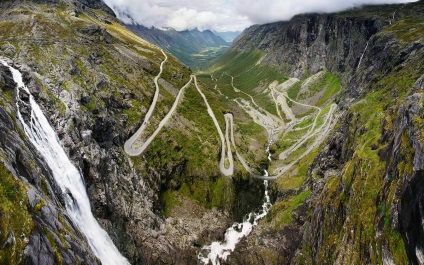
[103,0,250,31]
[103,0,417,32]
[234,0,417,24]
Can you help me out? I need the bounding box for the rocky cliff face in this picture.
[0,62,100,264]
[233,15,381,79]
[232,1,422,99]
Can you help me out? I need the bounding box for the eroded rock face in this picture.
[398,170,424,265]
[0,65,16,91]
[233,14,382,79]
[232,2,424,101]
[391,93,424,265]
[75,0,116,16]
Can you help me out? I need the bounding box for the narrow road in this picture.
[124,72,234,176]
[277,92,322,160]
[278,107,322,160]
[225,72,259,108]
[263,103,337,180]
[224,103,337,180]
[283,93,321,111]
[125,76,193,156]
[225,114,252,174]
[194,76,234,176]
[269,83,285,121]
[269,83,296,122]
[225,113,279,179]
[124,49,168,156]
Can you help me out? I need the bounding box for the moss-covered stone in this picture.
[0,163,33,264]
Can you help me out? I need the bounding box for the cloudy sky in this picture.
[103,0,417,32]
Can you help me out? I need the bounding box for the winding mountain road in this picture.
[263,103,337,180]
[126,76,193,156]
[223,103,337,180]
[225,114,250,173]
[283,93,321,111]
[124,49,168,156]
[124,55,337,180]
[124,67,234,175]
[278,108,322,160]
[268,84,325,161]
[194,76,234,176]
[269,82,295,122]
[274,90,323,160]
[225,72,259,108]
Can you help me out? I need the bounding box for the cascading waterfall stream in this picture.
[266,129,274,161]
[1,59,129,265]
[198,133,275,265]
[198,179,272,265]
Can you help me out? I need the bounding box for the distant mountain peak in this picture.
[125,23,229,69]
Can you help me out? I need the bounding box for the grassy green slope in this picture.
[202,50,287,94]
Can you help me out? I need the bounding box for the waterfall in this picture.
[198,179,272,264]
[0,59,129,265]
[266,129,274,161]
[198,118,275,264]
[357,41,369,69]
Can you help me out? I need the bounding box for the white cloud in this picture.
[103,0,418,32]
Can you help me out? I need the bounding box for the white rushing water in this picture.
[0,59,129,265]
[198,178,272,264]
[266,129,274,161]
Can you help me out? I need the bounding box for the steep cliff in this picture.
[0,62,103,264]
[217,0,424,264]
[231,1,422,98]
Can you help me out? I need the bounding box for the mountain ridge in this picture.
[125,24,229,70]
